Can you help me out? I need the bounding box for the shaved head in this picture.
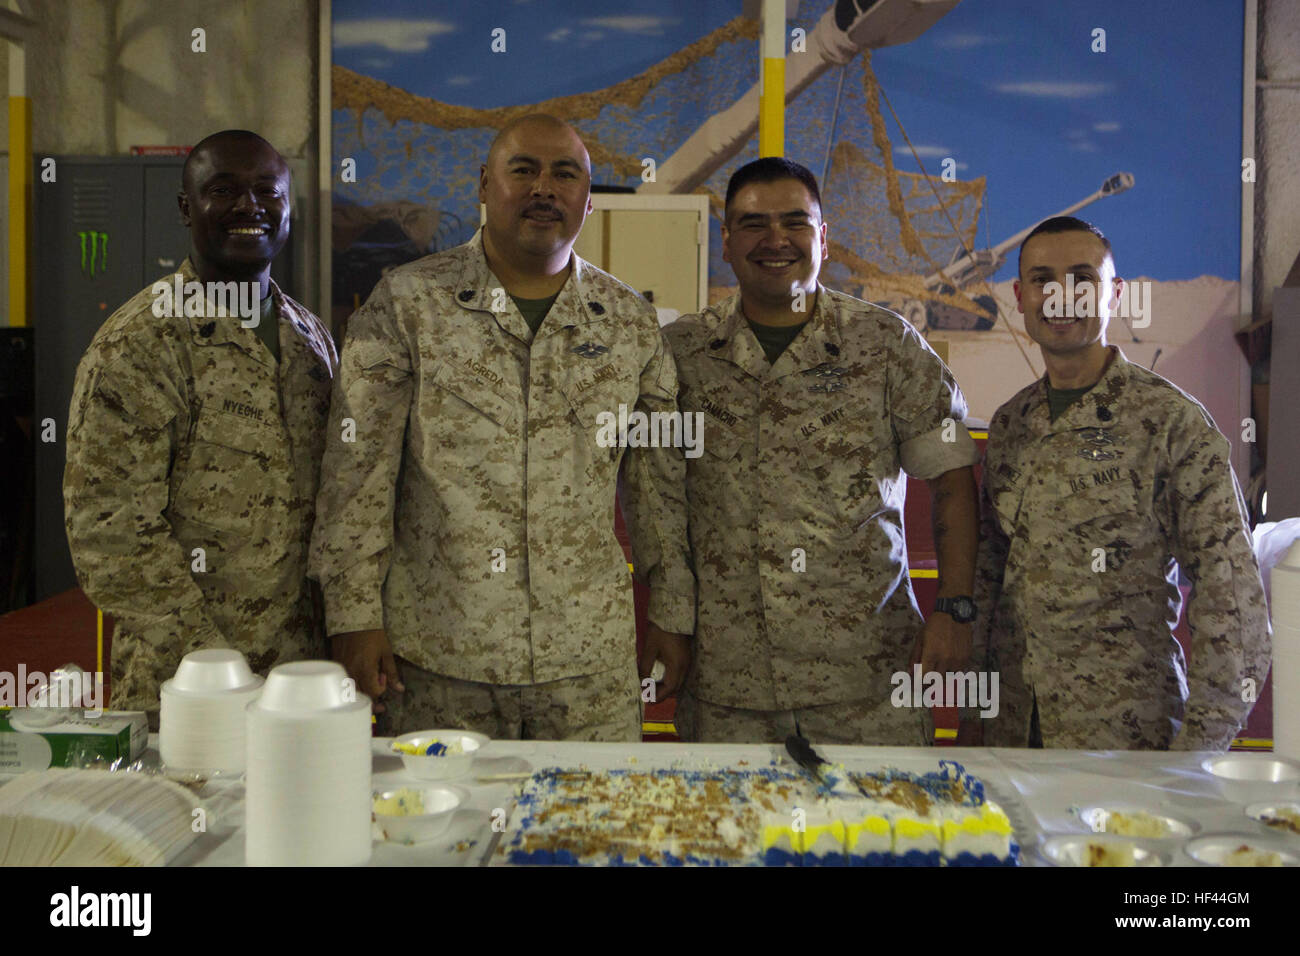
[177,129,291,286]
[487,114,591,175]
[479,113,593,276]
[182,129,287,194]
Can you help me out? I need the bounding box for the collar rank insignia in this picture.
[808,380,846,394]
[1077,446,1118,461]
[1079,428,1115,446]
[571,342,609,358]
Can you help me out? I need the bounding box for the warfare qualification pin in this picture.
[1079,428,1115,446]
[572,342,609,358]
[1077,447,1118,461]
[801,363,848,378]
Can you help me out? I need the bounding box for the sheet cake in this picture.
[499,760,1016,866]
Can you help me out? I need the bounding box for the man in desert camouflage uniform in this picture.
[310,115,694,740]
[64,131,336,723]
[969,216,1270,750]
[666,158,981,744]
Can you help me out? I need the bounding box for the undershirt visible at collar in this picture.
[511,292,560,338]
[746,317,808,365]
[1046,381,1094,422]
[253,293,279,363]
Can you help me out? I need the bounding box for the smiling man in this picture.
[664,157,981,744]
[64,130,337,723]
[969,216,1270,750]
[310,114,693,739]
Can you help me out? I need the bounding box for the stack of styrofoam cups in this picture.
[245,660,371,866]
[1272,538,1300,761]
[160,649,264,774]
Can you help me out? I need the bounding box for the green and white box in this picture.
[0,709,148,772]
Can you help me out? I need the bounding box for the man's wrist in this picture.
[933,595,977,623]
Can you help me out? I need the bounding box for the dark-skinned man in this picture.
[310,114,694,739]
[64,130,337,725]
[664,158,980,743]
[966,216,1269,750]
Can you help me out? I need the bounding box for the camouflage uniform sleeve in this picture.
[63,346,226,645]
[961,468,1008,724]
[889,324,979,479]
[620,327,696,634]
[1166,410,1271,751]
[309,278,413,635]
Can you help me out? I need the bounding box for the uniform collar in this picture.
[453,228,614,340]
[181,258,331,376]
[704,283,844,381]
[180,258,269,365]
[1039,345,1131,433]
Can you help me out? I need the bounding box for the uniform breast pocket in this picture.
[796,401,898,524]
[699,418,744,465]
[171,413,286,536]
[1051,476,1143,578]
[561,372,638,442]
[428,360,517,430]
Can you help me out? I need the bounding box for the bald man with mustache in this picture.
[311,115,694,740]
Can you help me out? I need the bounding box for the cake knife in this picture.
[784,734,828,785]
[785,734,872,799]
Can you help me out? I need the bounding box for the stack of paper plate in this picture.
[160,649,264,774]
[0,769,201,866]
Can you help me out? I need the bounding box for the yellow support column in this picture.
[758,0,785,158]
[9,43,30,327]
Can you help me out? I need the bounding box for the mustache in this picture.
[523,203,562,219]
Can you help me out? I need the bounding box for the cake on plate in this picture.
[498,760,1016,866]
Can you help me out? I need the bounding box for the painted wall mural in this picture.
[331,0,1247,475]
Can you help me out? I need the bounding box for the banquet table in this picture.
[141,739,1300,867]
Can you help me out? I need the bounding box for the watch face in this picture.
[940,597,976,622]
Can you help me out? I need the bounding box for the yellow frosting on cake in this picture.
[845,816,891,846]
[804,820,846,850]
[895,817,941,840]
[762,823,798,851]
[942,806,1013,840]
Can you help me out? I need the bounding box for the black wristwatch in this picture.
[934,596,977,623]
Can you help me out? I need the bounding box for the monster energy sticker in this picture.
[78,231,108,278]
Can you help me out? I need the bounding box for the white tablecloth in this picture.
[157,739,1300,867]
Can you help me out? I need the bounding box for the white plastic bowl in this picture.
[1039,834,1167,867]
[1244,802,1300,840]
[170,649,257,693]
[258,661,352,712]
[390,730,489,780]
[1202,755,1300,804]
[1076,805,1197,839]
[1184,833,1299,866]
[372,784,467,844]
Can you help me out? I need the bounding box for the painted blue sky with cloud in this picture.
[333,0,1244,281]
